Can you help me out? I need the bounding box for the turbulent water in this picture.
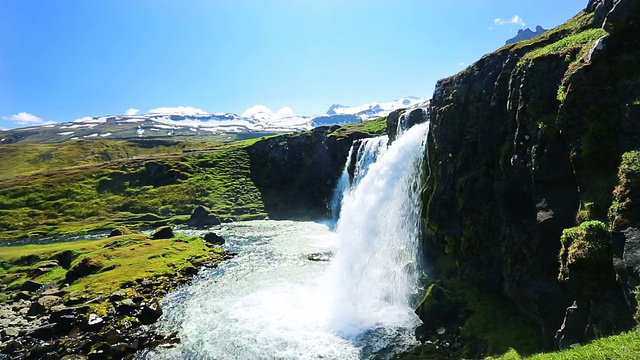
[139,122,430,360]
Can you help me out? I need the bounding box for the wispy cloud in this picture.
[2,112,55,126]
[148,106,208,116]
[0,126,7,131]
[125,108,140,116]
[494,15,526,27]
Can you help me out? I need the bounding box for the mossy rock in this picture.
[151,226,174,240]
[558,220,612,282]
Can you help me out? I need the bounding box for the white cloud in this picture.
[4,112,44,125]
[148,106,208,116]
[459,62,466,67]
[2,112,56,127]
[125,108,140,116]
[0,126,7,131]
[494,15,526,27]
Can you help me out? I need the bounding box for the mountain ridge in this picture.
[0,97,425,144]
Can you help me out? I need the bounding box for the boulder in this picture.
[27,295,63,316]
[108,226,134,237]
[307,252,333,261]
[19,280,42,293]
[151,226,174,240]
[116,299,136,316]
[26,324,56,340]
[139,299,162,325]
[202,232,225,245]
[187,206,221,228]
[65,257,103,284]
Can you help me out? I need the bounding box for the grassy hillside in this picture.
[0,120,386,242]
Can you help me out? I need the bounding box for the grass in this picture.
[0,232,219,297]
[326,117,387,139]
[0,143,267,241]
[490,328,640,359]
[519,28,607,66]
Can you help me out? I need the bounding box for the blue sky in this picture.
[0,0,586,130]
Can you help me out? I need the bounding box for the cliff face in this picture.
[247,122,385,220]
[421,0,640,352]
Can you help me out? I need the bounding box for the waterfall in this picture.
[330,137,389,222]
[141,120,430,360]
[326,121,429,338]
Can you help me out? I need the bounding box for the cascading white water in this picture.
[325,122,428,338]
[140,121,429,360]
[330,137,389,222]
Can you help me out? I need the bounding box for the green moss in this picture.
[558,220,610,281]
[416,280,542,358]
[557,85,567,103]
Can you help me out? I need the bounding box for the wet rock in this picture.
[109,291,126,303]
[87,342,112,360]
[27,323,56,340]
[202,232,225,245]
[184,266,199,276]
[19,280,42,292]
[1,328,19,338]
[151,226,174,240]
[61,355,89,360]
[111,342,137,358]
[307,252,333,261]
[139,299,162,325]
[187,206,221,228]
[84,313,105,333]
[1,339,23,354]
[116,299,136,316]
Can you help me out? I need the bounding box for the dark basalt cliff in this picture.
[418,0,640,355]
[247,124,384,220]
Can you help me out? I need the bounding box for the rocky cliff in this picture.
[419,0,640,355]
[247,121,386,219]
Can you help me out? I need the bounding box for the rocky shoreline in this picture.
[0,240,235,360]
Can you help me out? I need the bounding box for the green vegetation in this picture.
[0,142,266,241]
[558,220,610,282]
[490,328,640,359]
[326,117,387,139]
[0,232,219,297]
[557,85,568,103]
[520,28,607,66]
[415,280,542,358]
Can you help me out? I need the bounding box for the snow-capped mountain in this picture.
[0,97,426,144]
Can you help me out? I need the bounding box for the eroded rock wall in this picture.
[422,0,640,350]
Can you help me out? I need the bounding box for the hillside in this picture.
[0,118,387,243]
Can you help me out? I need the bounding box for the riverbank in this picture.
[0,227,234,359]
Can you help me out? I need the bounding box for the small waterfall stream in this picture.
[140,122,429,360]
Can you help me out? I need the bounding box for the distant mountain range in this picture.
[0,97,426,144]
[505,25,548,45]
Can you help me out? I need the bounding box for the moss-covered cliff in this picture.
[418,0,640,356]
